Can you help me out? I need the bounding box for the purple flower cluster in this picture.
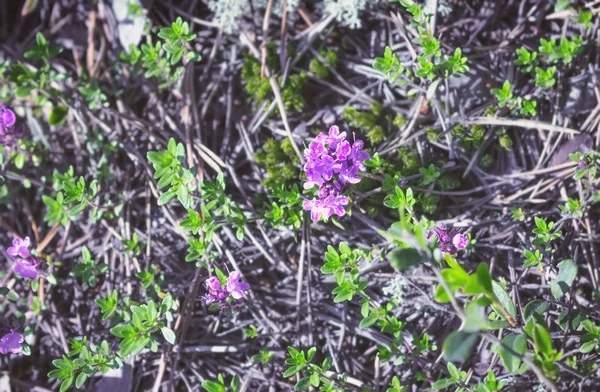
[6,237,42,279]
[202,271,250,307]
[0,104,22,150]
[0,330,24,355]
[302,125,370,221]
[428,224,469,255]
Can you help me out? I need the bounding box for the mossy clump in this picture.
[256,138,300,189]
[397,147,420,175]
[241,45,307,112]
[480,154,494,168]
[426,127,439,142]
[462,124,486,151]
[499,134,513,150]
[438,174,461,191]
[309,48,339,79]
[344,103,405,146]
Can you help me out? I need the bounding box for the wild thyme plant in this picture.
[374,0,469,85]
[147,138,248,262]
[120,17,201,87]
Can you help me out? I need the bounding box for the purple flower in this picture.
[0,104,21,150]
[302,125,369,221]
[304,154,335,189]
[202,278,227,305]
[226,271,250,299]
[14,257,40,279]
[202,271,250,307]
[335,140,351,161]
[206,276,221,291]
[578,159,587,169]
[452,234,469,250]
[6,236,41,279]
[348,138,369,169]
[303,195,349,221]
[7,237,31,259]
[0,105,16,129]
[338,163,361,185]
[428,224,469,254]
[326,125,347,149]
[0,331,24,355]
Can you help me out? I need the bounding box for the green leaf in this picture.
[522,299,548,324]
[447,362,460,380]
[558,310,584,331]
[550,259,577,299]
[147,301,158,323]
[475,263,494,296]
[463,263,493,296]
[36,32,47,46]
[110,324,136,339]
[389,248,422,270]
[161,294,174,312]
[295,377,312,390]
[359,311,379,329]
[432,378,456,390]
[49,106,68,126]
[442,330,477,362]
[161,327,177,345]
[75,372,88,389]
[202,380,225,392]
[310,371,320,387]
[157,189,177,205]
[15,85,33,98]
[462,303,488,333]
[186,51,202,62]
[60,376,74,392]
[498,333,527,373]
[282,365,301,378]
[14,153,25,169]
[533,323,553,355]
[579,341,597,353]
[48,369,63,379]
[492,282,517,320]
[230,376,241,392]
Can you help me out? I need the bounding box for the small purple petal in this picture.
[226,271,249,300]
[2,108,16,128]
[0,332,24,354]
[452,233,469,250]
[7,237,31,259]
[14,257,38,279]
[206,276,221,291]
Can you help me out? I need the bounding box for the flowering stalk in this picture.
[302,125,369,221]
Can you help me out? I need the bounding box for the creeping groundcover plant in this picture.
[1,0,600,391]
